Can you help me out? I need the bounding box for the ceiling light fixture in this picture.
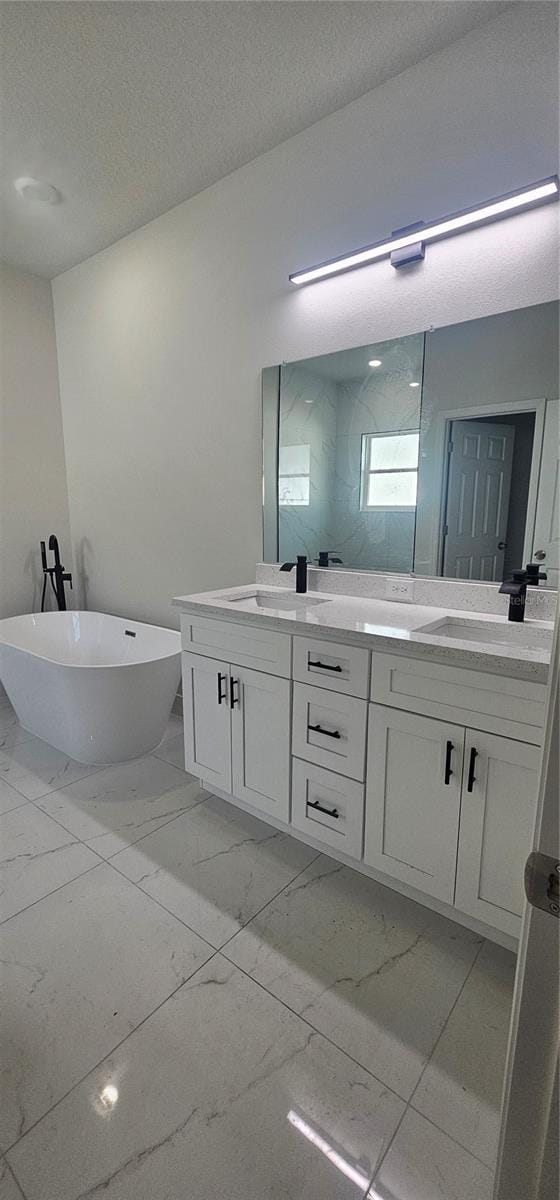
[289,176,559,285]
[368,359,382,367]
[14,177,61,204]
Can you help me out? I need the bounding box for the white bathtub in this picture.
[0,611,181,765]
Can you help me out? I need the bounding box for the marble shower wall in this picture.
[278,334,424,572]
[278,362,338,563]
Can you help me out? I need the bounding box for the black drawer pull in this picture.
[308,660,342,673]
[217,672,227,705]
[467,746,478,792]
[444,740,454,785]
[307,799,339,820]
[308,723,341,740]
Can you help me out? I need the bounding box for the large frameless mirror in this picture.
[262,300,559,587]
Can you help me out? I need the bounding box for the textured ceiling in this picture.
[0,0,515,278]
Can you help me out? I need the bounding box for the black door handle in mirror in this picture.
[307,799,339,819]
[497,541,507,550]
[307,723,341,739]
[217,672,227,705]
[308,660,342,673]
[230,677,240,708]
[467,747,478,792]
[444,740,454,785]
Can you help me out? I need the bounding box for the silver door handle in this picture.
[534,550,546,560]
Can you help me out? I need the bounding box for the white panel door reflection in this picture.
[442,419,515,580]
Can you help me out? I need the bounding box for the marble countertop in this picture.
[173,584,553,683]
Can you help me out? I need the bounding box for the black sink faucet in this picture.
[280,555,308,593]
[499,569,528,622]
[525,561,548,586]
[315,551,343,568]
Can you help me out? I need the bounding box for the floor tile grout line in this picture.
[1,1154,28,1200]
[3,947,220,1157]
[360,1101,409,1200]
[218,944,410,1105]
[407,936,486,1110]
[105,842,323,961]
[3,731,499,1181]
[0,859,105,927]
[26,782,210,861]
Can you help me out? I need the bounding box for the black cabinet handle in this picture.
[230,677,240,708]
[444,740,454,785]
[467,746,478,792]
[308,660,342,673]
[307,799,339,820]
[217,672,227,705]
[308,723,341,740]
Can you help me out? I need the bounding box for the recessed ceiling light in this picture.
[14,177,61,204]
[368,359,382,367]
[409,381,420,388]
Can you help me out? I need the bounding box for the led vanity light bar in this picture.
[289,177,559,285]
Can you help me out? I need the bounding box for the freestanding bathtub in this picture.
[0,611,181,765]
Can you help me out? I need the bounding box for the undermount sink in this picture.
[227,590,331,612]
[416,616,553,651]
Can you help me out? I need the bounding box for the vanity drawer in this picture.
[292,758,364,859]
[180,614,291,677]
[292,683,367,780]
[293,636,370,698]
[370,652,546,743]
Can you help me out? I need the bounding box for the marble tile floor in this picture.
[0,698,516,1199]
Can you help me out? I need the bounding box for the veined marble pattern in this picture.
[0,736,101,801]
[0,701,514,1199]
[0,779,28,817]
[0,802,99,922]
[225,856,482,1099]
[0,705,35,754]
[36,755,207,858]
[111,794,318,947]
[411,941,516,1167]
[0,861,212,1149]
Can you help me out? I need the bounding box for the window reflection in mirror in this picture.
[276,334,424,573]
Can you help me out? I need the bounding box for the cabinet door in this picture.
[364,704,465,903]
[231,666,291,821]
[455,731,540,937]
[182,652,231,793]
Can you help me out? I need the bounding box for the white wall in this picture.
[0,263,71,618]
[52,4,560,628]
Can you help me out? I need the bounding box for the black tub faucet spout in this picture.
[40,535,73,612]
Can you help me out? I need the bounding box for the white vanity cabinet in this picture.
[182,651,291,821]
[179,610,547,946]
[364,697,540,934]
[455,730,540,937]
[364,706,465,904]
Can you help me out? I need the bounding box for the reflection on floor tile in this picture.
[7,955,405,1200]
[226,856,482,1099]
[412,941,516,1167]
[0,738,100,801]
[0,803,99,922]
[370,1109,494,1200]
[37,756,206,858]
[0,862,212,1149]
[0,1158,25,1200]
[111,794,318,947]
[152,732,185,769]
